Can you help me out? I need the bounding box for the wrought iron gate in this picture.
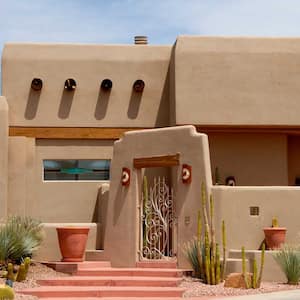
[140,177,176,260]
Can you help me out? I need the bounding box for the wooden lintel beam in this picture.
[133,153,180,169]
[9,127,150,139]
[195,125,300,135]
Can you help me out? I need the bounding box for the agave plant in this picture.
[0,216,44,265]
[273,244,300,285]
[183,238,202,278]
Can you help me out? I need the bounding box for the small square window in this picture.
[250,206,259,216]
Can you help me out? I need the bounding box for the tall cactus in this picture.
[197,211,202,242]
[252,258,257,289]
[241,244,265,289]
[242,246,250,289]
[184,182,227,285]
[216,243,221,284]
[210,195,216,285]
[201,183,210,244]
[221,220,227,281]
[257,243,265,288]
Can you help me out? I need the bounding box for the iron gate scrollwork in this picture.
[140,177,176,260]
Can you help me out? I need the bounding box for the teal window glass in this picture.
[43,160,110,181]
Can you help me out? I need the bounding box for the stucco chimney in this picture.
[134,36,148,45]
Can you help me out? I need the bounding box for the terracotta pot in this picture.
[56,227,90,262]
[263,227,287,250]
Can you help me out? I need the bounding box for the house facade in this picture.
[1,36,300,267]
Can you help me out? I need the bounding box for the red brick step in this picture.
[76,268,182,277]
[38,275,181,287]
[20,286,185,298]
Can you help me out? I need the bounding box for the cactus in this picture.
[252,258,257,289]
[6,264,15,282]
[184,182,227,285]
[16,263,26,282]
[0,284,14,300]
[204,230,211,284]
[24,257,31,277]
[242,246,250,289]
[197,211,202,242]
[272,217,278,228]
[201,183,210,242]
[241,244,265,289]
[257,243,265,288]
[221,220,226,281]
[209,195,216,285]
[215,243,221,284]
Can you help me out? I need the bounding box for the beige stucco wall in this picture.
[104,126,212,268]
[8,137,35,216]
[209,133,288,186]
[212,186,300,250]
[28,139,114,222]
[2,43,171,128]
[0,97,8,219]
[175,36,300,125]
[7,138,113,260]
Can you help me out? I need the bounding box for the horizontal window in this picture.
[43,159,110,181]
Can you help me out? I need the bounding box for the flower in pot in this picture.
[263,217,287,250]
[56,226,90,262]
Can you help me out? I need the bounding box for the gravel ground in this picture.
[180,276,300,297]
[3,264,300,299]
[0,262,69,300]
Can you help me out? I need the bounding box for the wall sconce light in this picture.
[64,78,76,91]
[31,78,43,91]
[101,79,113,91]
[133,79,145,92]
[121,167,130,186]
[182,164,192,184]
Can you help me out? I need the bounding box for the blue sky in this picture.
[1,0,300,86]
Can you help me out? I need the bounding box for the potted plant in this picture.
[56,226,90,262]
[263,217,287,250]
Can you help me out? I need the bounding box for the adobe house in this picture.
[1,36,300,269]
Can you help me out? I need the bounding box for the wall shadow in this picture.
[113,183,129,225]
[58,90,75,119]
[24,89,41,119]
[127,90,143,119]
[93,186,109,249]
[94,89,111,120]
[155,66,170,127]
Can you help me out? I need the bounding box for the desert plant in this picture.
[0,284,14,300]
[272,217,279,228]
[184,183,226,285]
[273,244,300,285]
[0,216,44,265]
[241,243,265,289]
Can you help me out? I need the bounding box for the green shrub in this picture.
[183,238,202,278]
[273,244,300,285]
[0,216,44,264]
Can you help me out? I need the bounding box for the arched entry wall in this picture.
[103,125,212,268]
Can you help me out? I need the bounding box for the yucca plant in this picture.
[183,238,202,278]
[273,244,300,285]
[0,216,44,265]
